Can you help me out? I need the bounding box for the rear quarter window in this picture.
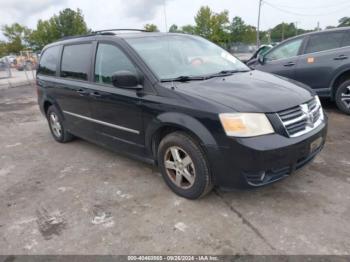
[38,46,60,76]
[60,43,92,81]
[304,32,344,54]
[341,31,350,47]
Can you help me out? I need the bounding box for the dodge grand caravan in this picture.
[37,30,327,199]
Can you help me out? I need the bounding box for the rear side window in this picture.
[341,31,350,47]
[38,46,60,76]
[61,43,92,81]
[94,43,137,85]
[304,32,344,54]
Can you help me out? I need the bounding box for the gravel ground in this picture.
[0,85,349,255]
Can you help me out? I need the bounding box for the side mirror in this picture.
[111,70,143,89]
[258,54,265,64]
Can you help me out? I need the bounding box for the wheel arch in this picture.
[145,112,218,161]
[42,97,64,119]
[43,100,53,114]
[330,68,350,99]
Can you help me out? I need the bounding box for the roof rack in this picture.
[59,34,95,41]
[92,29,148,35]
[58,29,148,42]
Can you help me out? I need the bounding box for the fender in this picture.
[41,94,65,120]
[144,112,218,155]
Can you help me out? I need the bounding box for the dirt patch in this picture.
[0,101,37,112]
[36,208,67,240]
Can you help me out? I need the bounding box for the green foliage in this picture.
[269,22,310,42]
[29,8,89,50]
[193,6,230,46]
[194,6,212,39]
[210,10,230,46]
[230,16,256,44]
[1,23,31,53]
[28,19,58,50]
[144,24,159,32]
[181,25,196,34]
[0,41,8,57]
[0,5,347,56]
[53,8,89,37]
[338,17,350,27]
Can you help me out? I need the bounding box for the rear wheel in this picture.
[47,106,74,143]
[335,80,350,115]
[157,131,213,199]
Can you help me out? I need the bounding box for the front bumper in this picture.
[207,117,328,189]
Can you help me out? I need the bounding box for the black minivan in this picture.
[37,30,327,199]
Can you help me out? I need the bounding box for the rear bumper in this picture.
[206,117,328,189]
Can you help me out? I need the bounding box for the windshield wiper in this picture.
[206,69,251,79]
[161,75,207,82]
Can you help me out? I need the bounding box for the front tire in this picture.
[335,80,350,115]
[47,105,74,143]
[157,132,213,199]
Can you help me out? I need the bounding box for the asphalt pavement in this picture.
[0,85,349,255]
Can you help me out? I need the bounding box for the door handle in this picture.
[334,55,348,60]
[90,91,102,97]
[283,62,295,67]
[76,89,87,95]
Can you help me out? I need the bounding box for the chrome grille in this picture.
[277,97,324,137]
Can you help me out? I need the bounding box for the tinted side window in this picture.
[38,46,60,76]
[95,43,137,85]
[341,31,350,47]
[61,43,92,80]
[265,38,303,61]
[304,32,344,54]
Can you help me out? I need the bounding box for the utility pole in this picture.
[163,0,168,32]
[295,21,298,36]
[256,0,263,48]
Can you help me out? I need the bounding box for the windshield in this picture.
[126,35,249,80]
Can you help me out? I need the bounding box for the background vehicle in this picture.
[247,27,350,114]
[230,44,257,62]
[15,50,38,71]
[37,31,327,199]
[0,59,6,71]
[0,57,10,74]
[245,44,273,64]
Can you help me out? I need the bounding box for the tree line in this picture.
[0,8,89,56]
[1,6,350,57]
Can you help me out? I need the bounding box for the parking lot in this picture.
[0,85,349,255]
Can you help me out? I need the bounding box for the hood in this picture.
[174,70,313,113]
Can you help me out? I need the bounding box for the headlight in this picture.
[315,95,325,120]
[219,113,274,137]
[315,95,322,106]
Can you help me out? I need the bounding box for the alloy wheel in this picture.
[341,86,350,109]
[49,112,62,138]
[164,146,196,189]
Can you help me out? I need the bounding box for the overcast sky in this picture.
[0,0,349,36]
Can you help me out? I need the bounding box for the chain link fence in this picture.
[0,57,12,79]
[0,56,36,89]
